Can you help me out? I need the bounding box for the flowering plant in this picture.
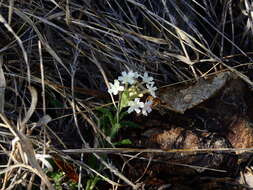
[108,70,157,114]
[103,70,157,139]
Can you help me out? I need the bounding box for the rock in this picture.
[141,126,237,173]
[226,118,253,154]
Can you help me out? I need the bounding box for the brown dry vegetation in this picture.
[0,0,253,189]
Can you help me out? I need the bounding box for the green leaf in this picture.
[119,91,130,110]
[96,107,114,125]
[119,110,129,120]
[85,176,100,190]
[120,121,140,128]
[48,96,64,108]
[113,139,132,146]
[110,123,121,138]
[96,107,110,114]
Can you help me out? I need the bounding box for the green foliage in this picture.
[96,107,117,138]
[96,107,119,138]
[48,171,65,190]
[85,176,100,190]
[119,90,130,110]
[47,94,64,108]
[113,138,132,146]
[47,171,78,190]
[96,106,138,141]
[120,121,140,128]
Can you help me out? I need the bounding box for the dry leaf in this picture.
[226,118,253,154]
[158,72,231,113]
[52,154,79,183]
[143,126,236,172]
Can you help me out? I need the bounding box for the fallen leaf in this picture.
[52,154,79,183]
[158,72,231,113]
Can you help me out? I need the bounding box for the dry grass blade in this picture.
[0,13,30,85]
[12,8,71,76]
[0,113,54,189]
[0,86,54,190]
[0,55,6,113]
[0,163,44,178]
[90,53,117,108]
[7,0,14,25]
[48,0,60,8]
[241,0,253,37]
[190,1,251,60]
[65,0,70,25]
[60,147,253,154]
[20,87,37,130]
[175,28,198,80]
[38,40,46,115]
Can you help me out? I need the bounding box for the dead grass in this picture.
[0,0,253,189]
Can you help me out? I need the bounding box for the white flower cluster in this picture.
[108,70,157,116]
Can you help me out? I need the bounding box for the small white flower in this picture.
[108,80,124,95]
[142,72,154,84]
[118,70,138,84]
[148,81,155,86]
[146,83,157,97]
[142,100,153,116]
[127,98,144,114]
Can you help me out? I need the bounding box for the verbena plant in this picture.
[97,70,157,141]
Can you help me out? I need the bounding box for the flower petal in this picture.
[108,80,124,95]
